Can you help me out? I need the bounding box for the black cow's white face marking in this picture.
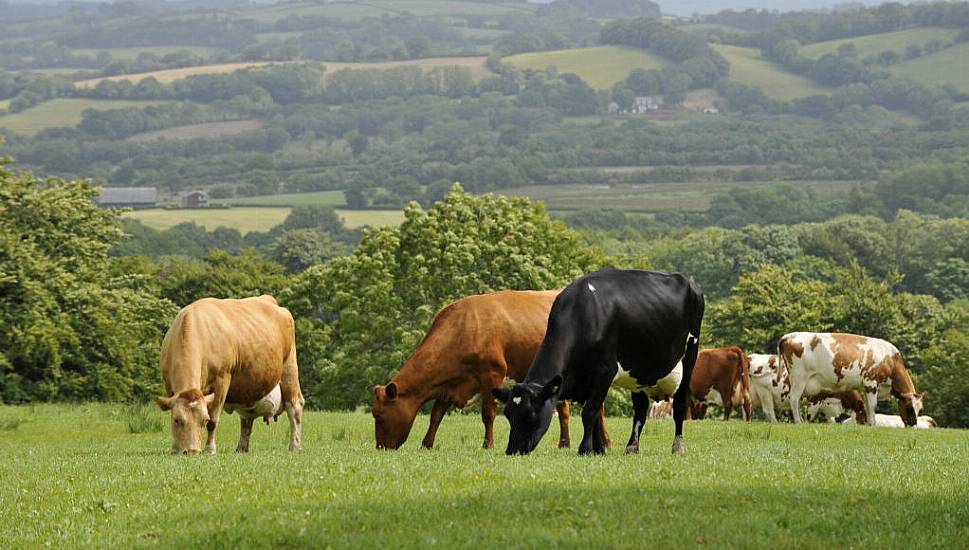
[493,376,561,455]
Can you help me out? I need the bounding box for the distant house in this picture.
[702,107,720,115]
[607,101,620,115]
[181,190,210,208]
[96,187,157,209]
[632,96,659,114]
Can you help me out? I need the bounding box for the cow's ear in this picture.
[492,388,511,403]
[155,395,174,411]
[919,390,928,400]
[203,393,216,406]
[385,382,398,400]
[541,375,563,400]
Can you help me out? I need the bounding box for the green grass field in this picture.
[212,190,347,208]
[799,27,960,60]
[0,98,173,135]
[891,42,969,92]
[125,207,405,233]
[72,46,218,62]
[75,62,283,88]
[503,46,669,90]
[1,404,966,547]
[713,44,832,100]
[504,180,853,212]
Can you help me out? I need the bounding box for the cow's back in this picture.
[161,295,294,405]
[779,332,899,396]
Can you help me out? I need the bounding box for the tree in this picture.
[281,185,604,408]
[272,229,347,274]
[0,154,176,402]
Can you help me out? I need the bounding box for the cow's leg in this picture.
[864,390,878,426]
[720,384,734,421]
[204,379,230,455]
[760,388,778,423]
[742,391,752,422]
[480,391,498,449]
[280,347,304,452]
[787,381,805,424]
[599,403,612,449]
[624,391,649,454]
[673,335,700,455]
[236,416,254,453]
[421,400,450,449]
[556,400,571,448]
[579,366,617,455]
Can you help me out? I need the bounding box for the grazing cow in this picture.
[778,332,926,426]
[843,414,936,428]
[371,290,607,450]
[806,390,866,423]
[688,347,751,421]
[494,268,704,455]
[649,399,674,420]
[156,295,304,454]
[748,354,789,422]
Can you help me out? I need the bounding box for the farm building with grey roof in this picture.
[96,187,157,209]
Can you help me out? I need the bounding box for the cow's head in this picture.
[898,391,927,427]
[372,383,416,450]
[493,376,561,455]
[155,389,214,454]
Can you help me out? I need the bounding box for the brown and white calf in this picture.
[778,332,925,426]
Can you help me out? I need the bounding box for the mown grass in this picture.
[503,46,669,90]
[713,44,832,100]
[891,42,969,93]
[124,207,405,233]
[0,403,966,548]
[799,27,960,60]
[0,98,174,135]
[74,62,285,88]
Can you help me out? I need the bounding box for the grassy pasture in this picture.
[799,27,960,60]
[503,46,669,90]
[0,98,173,135]
[74,62,284,88]
[713,44,832,100]
[212,190,347,208]
[124,207,405,233]
[504,180,853,212]
[71,46,219,62]
[0,404,966,548]
[891,42,969,93]
[126,119,264,142]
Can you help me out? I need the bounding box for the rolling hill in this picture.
[799,28,960,60]
[0,98,173,135]
[713,44,831,101]
[891,42,969,93]
[503,46,669,90]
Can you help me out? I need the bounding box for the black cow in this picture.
[493,268,704,455]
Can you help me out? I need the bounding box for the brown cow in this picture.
[372,290,610,450]
[689,347,751,421]
[155,295,304,454]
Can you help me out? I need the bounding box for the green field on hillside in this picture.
[72,46,218,61]
[75,62,282,88]
[505,180,852,212]
[892,42,969,92]
[713,44,832,100]
[0,98,173,135]
[125,207,404,233]
[1,404,966,548]
[212,190,347,208]
[799,27,960,60]
[243,0,534,23]
[503,46,669,90]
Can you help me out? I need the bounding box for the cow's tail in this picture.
[776,335,791,387]
[737,347,751,393]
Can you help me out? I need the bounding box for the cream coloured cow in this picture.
[156,295,304,454]
[778,332,926,426]
[843,414,936,428]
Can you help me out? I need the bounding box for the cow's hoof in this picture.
[204,446,217,455]
[625,445,639,455]
[671,436,685,455]
[289,444,302,452]
[558,440,570,449]
[234,447,249,453]
[578,446,593,455]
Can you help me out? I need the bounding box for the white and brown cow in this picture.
[778,332,926,426]
[747,354,789,422]
[843,414,936,428]
[156,295,304,454]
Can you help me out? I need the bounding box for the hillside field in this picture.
[212,190,347,208]
[74,62,283,88]
[891,42,969,93]
[241,0,535,23]
[503,46,669,90]
[799,27,960,60]
[1,404,966,547]
[0,98,173,135]
[125,207,405,233]
[713,44,831,101]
